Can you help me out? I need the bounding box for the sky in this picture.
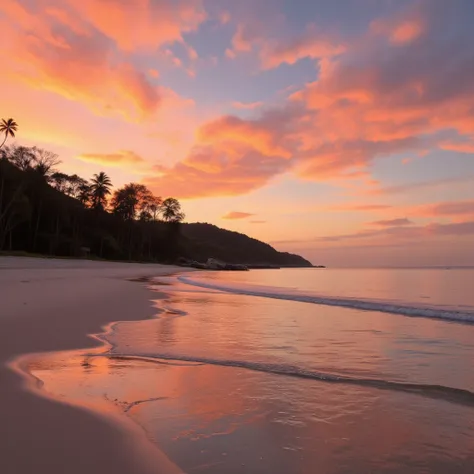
[1,0,474,267]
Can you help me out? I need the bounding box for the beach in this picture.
[2,261,474,473]
[0,257,186,474]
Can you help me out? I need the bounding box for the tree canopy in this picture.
[0,144,185,262]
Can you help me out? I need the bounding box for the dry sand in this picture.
[0,257,187,474]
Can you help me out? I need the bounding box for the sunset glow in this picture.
[2,0,473,266]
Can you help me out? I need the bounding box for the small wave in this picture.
[93,352,474,407]
[178,276,474,324]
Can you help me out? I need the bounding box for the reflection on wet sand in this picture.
[26,276,474,473]
[29,349,474,474]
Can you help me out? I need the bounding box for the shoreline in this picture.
[0,256,189,474]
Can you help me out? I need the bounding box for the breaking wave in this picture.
[177,275,474,324]
[93,351,474,407]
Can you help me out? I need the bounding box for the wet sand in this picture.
[0,257,186,474]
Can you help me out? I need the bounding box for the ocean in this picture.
[30,268,474,473]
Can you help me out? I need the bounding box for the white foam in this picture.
[178,276,474,324]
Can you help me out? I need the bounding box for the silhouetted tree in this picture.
[141,194,162,222]
[32,148,60,180]
[0,118,18,149]
[90,172,112,210]
[9,146,35,171]
[67,174,88,198]
[162,197,185,222]
[78,182,92,207]
[51,172,70,193]
[0,159,31,250]
[0,143,197,263]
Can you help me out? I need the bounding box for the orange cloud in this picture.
[67,0,206,52]
[144,141,290,199]
[261,32,345,69]
[0,0,206,122]
[0,1,164,121]
[371,15,425,46]
[146,0,474,199]
[197,115,293,158]
[439,138,474,154]
[78,150,147,167]
[222,212,254,220]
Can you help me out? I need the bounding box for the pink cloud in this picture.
[222,212,254,220]
[231,24,255,52]
[225,48,236,59]
[371,12,425,46]
[332,204,394,212]
[390,20,424,44]
[232,101,264,110]
[219,11,231,25]
[145,0,474,199]
[416,200,474,218]
[370,218,413,227]
[439,138,474,154]
[0,0,206,121]
[186,45,199,61]
[11,0,470,202]
[365,175,474,196]
[261,27,345,70]
[318,220,474,243]
[67,0,206,52]
[0,1,163,121]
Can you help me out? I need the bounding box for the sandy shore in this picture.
[0,257,186,474]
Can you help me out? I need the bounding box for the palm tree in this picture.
[90,172,112,210]
[0,119,18,149]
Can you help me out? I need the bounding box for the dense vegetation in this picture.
[0,145,185,262]
[0,120,312,267]
[182,224,312,267]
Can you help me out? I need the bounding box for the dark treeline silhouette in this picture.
[0,144,185,262]
[0,121,312,267]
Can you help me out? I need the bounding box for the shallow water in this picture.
[30,268,474,473]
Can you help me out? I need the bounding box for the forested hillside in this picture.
[0,145,312,267]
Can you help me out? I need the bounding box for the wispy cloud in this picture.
[232,101,263,110]
[78,150,147,167]
[222,211,254,220]
[370,218,413,227]
[418,199,474,217]
[331,204,393,212]
[365,175,474,196]
[319,220,474,243]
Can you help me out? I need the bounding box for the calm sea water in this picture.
[31,268,474,473]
